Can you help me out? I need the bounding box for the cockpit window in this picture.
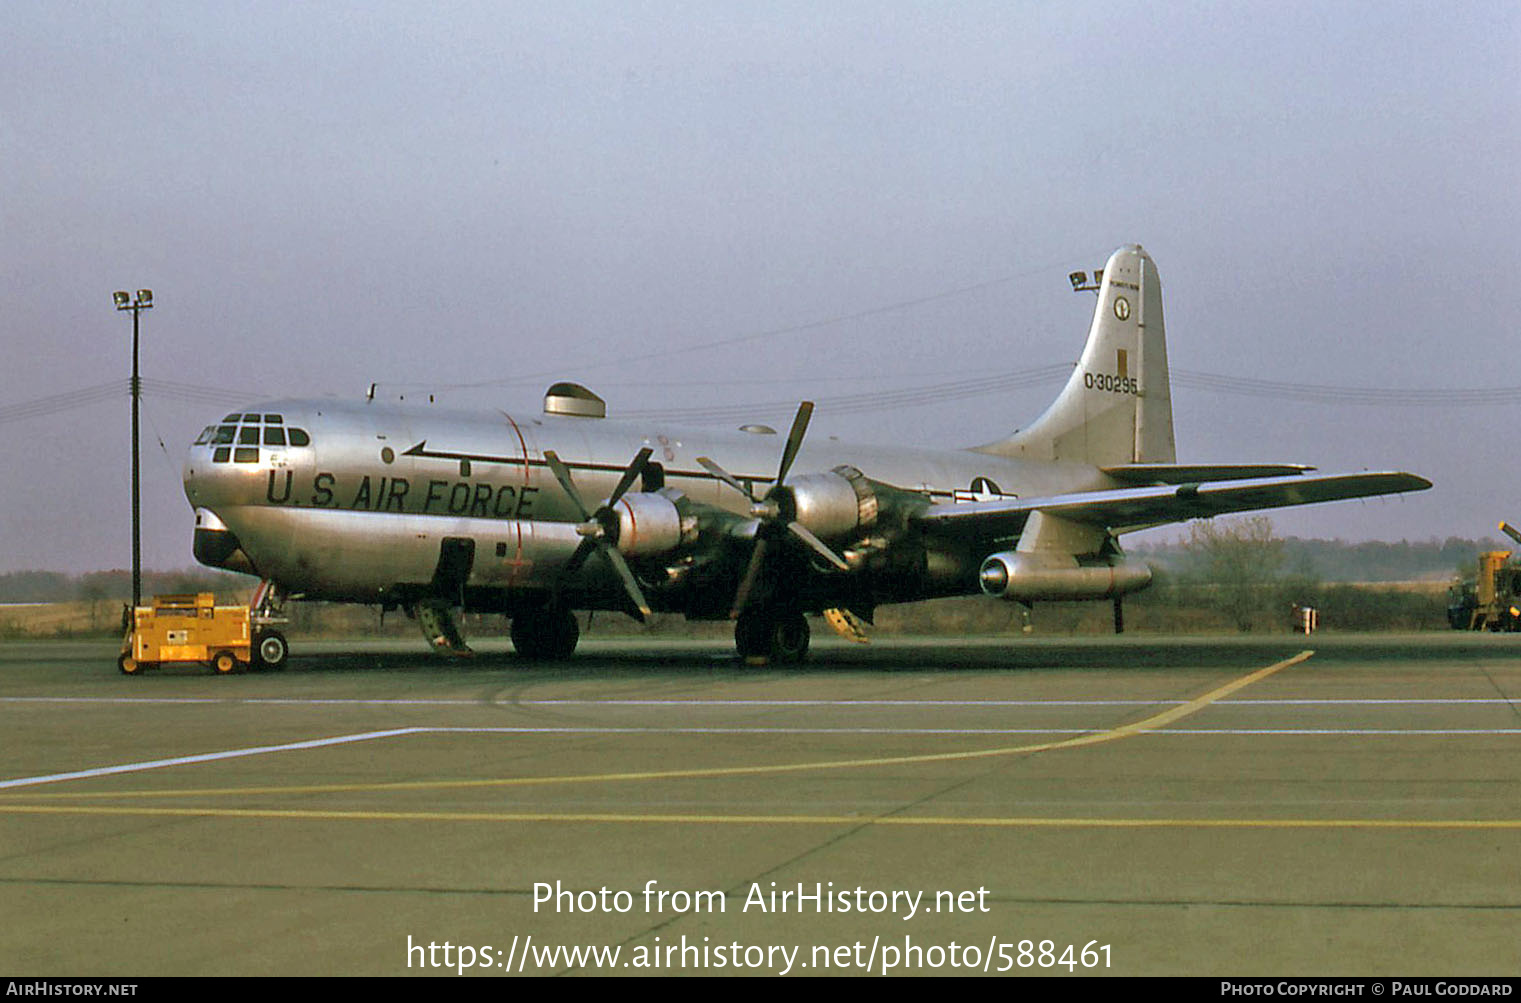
[206,417,306,449]
[213,447,231,463]
[234,447,259,463]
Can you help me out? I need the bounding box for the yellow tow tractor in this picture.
[117,592,254,675]
[1447,523,1521,632]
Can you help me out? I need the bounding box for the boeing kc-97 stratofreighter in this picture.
[182,245,1429,667]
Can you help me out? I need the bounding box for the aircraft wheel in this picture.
[511,608,579,660]
[734,609,810,664]
[771,612,810,664]
[254,631,289,671]
[734,610,770,661]
[117,653,141,675]
[213,650,239,675]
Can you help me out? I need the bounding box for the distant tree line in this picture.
[0,568,255,604]
[1124,517,1452,633]
[1132,533,1502,583]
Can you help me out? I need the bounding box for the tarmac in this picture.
[1,632,1518,976]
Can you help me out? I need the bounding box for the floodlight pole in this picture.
[114,290,153,607]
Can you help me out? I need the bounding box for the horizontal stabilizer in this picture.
[918,471,1432,537]
[1102,463,1315,485]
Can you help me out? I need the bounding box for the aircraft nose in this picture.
[182,409,312,507]
[182,415,250,508]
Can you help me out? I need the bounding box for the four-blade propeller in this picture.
[542,446,655,621]
[696,401,849,618]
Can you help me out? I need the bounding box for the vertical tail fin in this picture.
[976,244,1175,465]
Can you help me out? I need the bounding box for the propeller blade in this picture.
[545,446,661,622]
[542,450,592,522]
[563,536,598,576]
[729,536,768,619]
[711,401,827,618]
[787,521,849,571]
[604,547,652,622]
[607,446,655,508]
[697,455,758,502]
[775,401,814,487]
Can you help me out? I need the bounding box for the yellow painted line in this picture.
[0,802,1518,830]
[6,651,1314,801]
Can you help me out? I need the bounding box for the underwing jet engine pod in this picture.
[975,510,1152,634]
[181,244,1431,662]
[977,512,1151,602]
[979,551,1153,602]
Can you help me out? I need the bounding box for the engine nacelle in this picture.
[784,465,879,540]
[978,551,1152,601]
[612,490,695,557]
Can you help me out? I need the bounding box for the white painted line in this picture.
[5,720,1516,792]
[1157,728,1521,736]
[422,726,1521,736]
[0,728,426,790]
[2,696,1518,708]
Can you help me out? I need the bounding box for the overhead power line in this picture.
[8,366,1521,430]
[139,378,265,407]
[617,365,1072,422]
[0,378,267,426]
[0,380,127,424]
[402,255,1086,393]
[1171,371,1521,406]
[617,367,1521,424]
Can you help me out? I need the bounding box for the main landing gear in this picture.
[510,607,580,660]
[734,607,810,664]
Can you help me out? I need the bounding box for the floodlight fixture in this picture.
[1069,269,1104,295]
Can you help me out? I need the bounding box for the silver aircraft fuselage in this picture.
[183,396,1110,610]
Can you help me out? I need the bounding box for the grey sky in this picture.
[3,1,1518,573]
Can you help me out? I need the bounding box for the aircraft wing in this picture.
[915,471,1432,538]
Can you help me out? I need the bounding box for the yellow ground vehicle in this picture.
[117,593,254,675]
[1447,525,1521,631]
